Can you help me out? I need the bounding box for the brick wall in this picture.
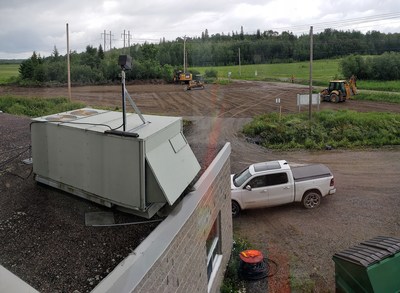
[93,143,232,293]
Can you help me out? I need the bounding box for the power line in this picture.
[266,12,400,34]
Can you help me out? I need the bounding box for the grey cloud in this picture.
[0,0,399,59]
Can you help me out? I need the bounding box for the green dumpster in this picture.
[332,236,400,293]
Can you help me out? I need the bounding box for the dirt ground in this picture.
[1,81,400,292]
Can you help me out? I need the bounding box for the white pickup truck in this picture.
[231,160,336,216]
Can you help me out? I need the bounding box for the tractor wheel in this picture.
[330,93,339,103]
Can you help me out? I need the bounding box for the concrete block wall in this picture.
[93,143,232,293]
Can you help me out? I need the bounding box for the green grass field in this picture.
[191,59,342,85]
[0,63,19,84]
[191,60,400,93]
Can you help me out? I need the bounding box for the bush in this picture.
[341,52,400,81]
[243,110,400,150]
[0,96,85,117]
[205,68,218,78]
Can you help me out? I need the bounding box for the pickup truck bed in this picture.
[291,164,333,182]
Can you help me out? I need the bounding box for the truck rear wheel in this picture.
[302,191,321,209]
[232,201,241,217]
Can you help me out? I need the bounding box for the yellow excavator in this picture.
[320,75,357,103]
[173,70,192,84]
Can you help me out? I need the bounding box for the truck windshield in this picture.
[233,168,252,187]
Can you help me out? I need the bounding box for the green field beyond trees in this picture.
[0,63,19,84]
[192,59,340,85]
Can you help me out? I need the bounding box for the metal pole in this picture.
[103,29,106,51]
[309,26,313,120]
[123,29,126,48]
[121,70,127,131]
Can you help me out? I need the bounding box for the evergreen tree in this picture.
[98,44,104,60]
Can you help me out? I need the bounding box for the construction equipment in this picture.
[185,75,205,90]
[320,77,357,103]
[173,70,192,84]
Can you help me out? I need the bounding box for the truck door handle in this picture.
[283,187,290,189]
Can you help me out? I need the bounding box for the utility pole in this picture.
[308,26,313,120]
[101,30,106,51]
[238,48,241,76]
[184,36,186,72]
[101,30,115,51]
[121,29,126,48]
[66,23,71,101]
[128,30,131,47]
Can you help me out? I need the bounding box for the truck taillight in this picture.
[330,178,335,186]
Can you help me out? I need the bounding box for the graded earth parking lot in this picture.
[1,81,399,291]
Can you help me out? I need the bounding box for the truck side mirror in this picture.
[245,185,252,191]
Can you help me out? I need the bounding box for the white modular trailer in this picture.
[31,108,201,218]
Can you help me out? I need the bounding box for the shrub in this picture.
[205,68,218,78]
[242,110,400,150]
[0,96,85,117]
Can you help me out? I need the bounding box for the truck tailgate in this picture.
[291,164,332,182]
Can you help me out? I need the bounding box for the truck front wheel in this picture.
[232,201,241,217]
[302,191,321,209]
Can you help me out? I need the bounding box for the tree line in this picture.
[18,28,400,85]
[18,44,174,85]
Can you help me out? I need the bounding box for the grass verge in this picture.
[243,110,400,150]
[0,95,85,117]
[353,92,400,103]
[358,80,400,92]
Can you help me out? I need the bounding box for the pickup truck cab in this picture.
[231,160,336,216]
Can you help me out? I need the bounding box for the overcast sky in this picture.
[1,0,399,59]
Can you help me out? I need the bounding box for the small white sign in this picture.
[297,94,320,106]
